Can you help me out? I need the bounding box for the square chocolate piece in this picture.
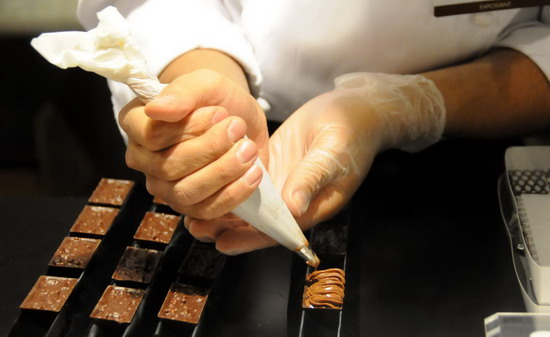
[134,212,180,244]
[158,283,208,324]
[90,285,144,323]
[112,246,163,284]
[88,178,134,206]
[310,221,348,255]
[20,275,78,312]
[179,242,225,279]
[70,205,119,236]
[49,236,101,269]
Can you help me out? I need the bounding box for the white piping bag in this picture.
[31,6,319,267]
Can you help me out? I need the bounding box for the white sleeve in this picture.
[494,6,550,81]
[77,0,262,130]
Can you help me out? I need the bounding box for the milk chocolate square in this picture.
[70,205,119,236]
[112,246,163,284]
[88,178,134,206]
[90,285,144,323]
[158,283,208,324]
[49,236,101,269]
[20,276,78,312]
[134,212,180,244]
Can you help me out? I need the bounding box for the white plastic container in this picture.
[504,147,550,305]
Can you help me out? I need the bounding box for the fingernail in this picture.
[228,120,246,143]
[236,140,258,164]
[211,109,228,124]
[292,190,310,216]
[241,165,262,186]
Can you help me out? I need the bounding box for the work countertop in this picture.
[0,138,526,337]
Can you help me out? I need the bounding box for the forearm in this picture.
[158,48,250,91]
[423,48,550,138]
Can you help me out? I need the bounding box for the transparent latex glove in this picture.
[269,72,446,228]
[271,72,446,228]
[186,72,446,254]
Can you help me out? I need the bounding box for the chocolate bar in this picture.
[178,242,225,281]
[70,205,119,236]
[88,178,134,206]
[90,285,145,323]
[134,212,181,245]
[112,246,163,284]
[20,276,78,312]
[158,283,208,325]
[48,236,101,269]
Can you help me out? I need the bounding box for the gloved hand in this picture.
[269,72,446,229]
[186,72,446,254]
[119,69,270,219]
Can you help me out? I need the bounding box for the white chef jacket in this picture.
[77,0,550,122]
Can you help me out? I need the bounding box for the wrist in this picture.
[159,48,250,91]
[334,72,446,152]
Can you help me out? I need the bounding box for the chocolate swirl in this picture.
[302,268,345,309]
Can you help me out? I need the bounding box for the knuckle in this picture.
[152,155,178,181]
[193,207,217,221]
[118,117,129,133]
[216,162,237,182]
[205,119,238,155]
[204,137,221,159]
[141,121,168,152]
[173,185,199,207]
[118,99,143,133]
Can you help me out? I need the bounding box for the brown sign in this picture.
[434,0,550,17]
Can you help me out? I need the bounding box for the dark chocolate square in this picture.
[49,236,101,269]
[158,283,208,324]
[20,275,78,312]
[90,285,144,323]
[88,178,134,206]
[112,246,163,284]
[179,242,225,279]
[134,212,180,244]
[310,220,348,255]
[70,205,119,236]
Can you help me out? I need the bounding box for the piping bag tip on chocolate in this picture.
[297,245,321,268]
[30,6,319,267]
[231,158,320,267]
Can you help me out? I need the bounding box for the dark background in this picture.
[0,35,140,198]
